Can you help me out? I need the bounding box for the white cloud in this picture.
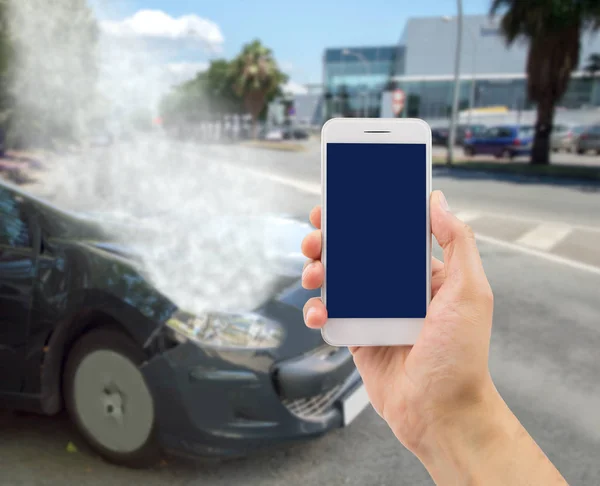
[101,10,224,51]
[283,80,308,95]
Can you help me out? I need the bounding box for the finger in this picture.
[302,260,324,290]
[301,229,322,261]
[432,256,444,276]
[309,206,321,229]
[431,257,445,297]
[303,297,327,329]
[430,191,488,291]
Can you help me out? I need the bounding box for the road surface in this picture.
[2,138,599,485]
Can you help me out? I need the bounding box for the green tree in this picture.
[491,0,600,165]
[229,40,288,137]
[203,59,242,113]
[160,73,210,126]
[160,59,244,131]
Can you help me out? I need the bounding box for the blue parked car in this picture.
[463,125,534,159]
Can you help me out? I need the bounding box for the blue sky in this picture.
[94,0,491,84]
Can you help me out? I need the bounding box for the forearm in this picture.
[411,388,568,486]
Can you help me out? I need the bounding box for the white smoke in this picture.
[9,1,293,315]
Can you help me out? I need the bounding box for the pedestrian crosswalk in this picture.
[455,210,600,272]
[515,222,572,251]
[228,166,600,275]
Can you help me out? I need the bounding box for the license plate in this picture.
[342,384,370,426]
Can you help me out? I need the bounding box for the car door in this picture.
[476,127,499,154]
[0,188,36,393]
[491,127,517,155]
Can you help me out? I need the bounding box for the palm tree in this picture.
[491,0,600,165]
[229,40,287,138]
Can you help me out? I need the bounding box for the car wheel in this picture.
[63,328,160,468]
[464,146,475,157]
[577,147,585,155]
[502,149,513,159]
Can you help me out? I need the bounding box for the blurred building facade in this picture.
[320,14,600,121]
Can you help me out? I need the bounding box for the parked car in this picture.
[457,124,487,146]
[0,182,367,468]
[263,128,284,141]
[282,128,310,140]
[431,124,486,146]
[575,125,600,154]
[551,124,587,153]
[431,126,449,146]
[463,125,534,159]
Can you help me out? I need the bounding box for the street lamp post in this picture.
[447,1,463,165]
[443,13,478,134]
[342,49,370,117]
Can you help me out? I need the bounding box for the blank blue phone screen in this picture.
[325,143,427,319]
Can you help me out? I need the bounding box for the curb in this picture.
[432,160,600,184]
[242,141,307,152]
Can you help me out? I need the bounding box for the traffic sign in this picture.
[392,89,406,116]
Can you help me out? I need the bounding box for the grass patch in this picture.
[243,141,307,152]
[432,157,600,182]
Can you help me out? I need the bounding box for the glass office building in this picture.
[322,15,600,121]
[323,46,404,118]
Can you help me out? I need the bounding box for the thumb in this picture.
[430,191,487,289]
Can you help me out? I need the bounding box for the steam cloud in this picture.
[9,1,294,315]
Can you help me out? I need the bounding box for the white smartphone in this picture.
[321,118,432,347]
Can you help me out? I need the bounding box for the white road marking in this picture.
[516,222,573,251]
[476,233,600,276]
[462,207,600,235]
[245,168,321,195]
[244,169,600,275]
[454,211,483,223]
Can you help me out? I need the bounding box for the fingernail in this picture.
[439,191,450,212]
[306,307,317,323]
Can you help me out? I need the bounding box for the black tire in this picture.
[464,146,475,157]
[502,149,513,159]
[577,147,585,155]
[63,328,161,468]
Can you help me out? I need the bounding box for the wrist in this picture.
[413,382,517,484]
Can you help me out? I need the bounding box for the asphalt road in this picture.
[3,138,600,485]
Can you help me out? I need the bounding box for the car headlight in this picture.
[166,311,284,349]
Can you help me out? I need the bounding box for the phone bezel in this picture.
[320,117,432,346]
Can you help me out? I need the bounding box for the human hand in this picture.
[301,190,496,456]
